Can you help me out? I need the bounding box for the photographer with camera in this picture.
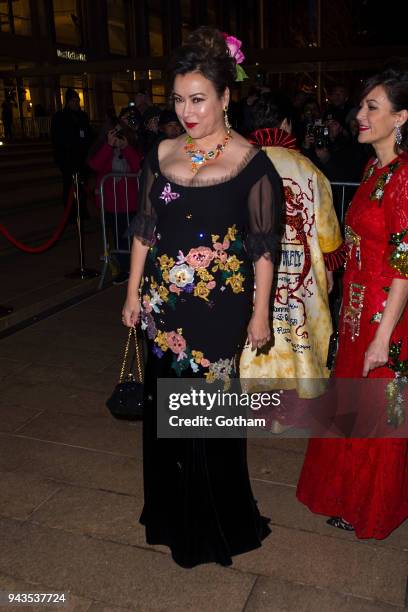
[302,115,369,184]
[88,105,142,284]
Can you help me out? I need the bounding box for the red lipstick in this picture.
[185,122,198,129]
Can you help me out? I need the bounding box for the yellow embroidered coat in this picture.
[240,137,343,398]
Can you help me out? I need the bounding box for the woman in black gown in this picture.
[122,27,283,568]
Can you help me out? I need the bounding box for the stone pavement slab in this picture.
[0,334,116,374]
[0,471,60,520]
[2,286,408,611]
[233,524,407,607]
[0,357,30,383]
[0,572,91,612]
[1,361,120,397]
[0,381,113,420]
[28,483,160,552]
[247,442,304,486]
[252,478,408,552]
[245,576,402,611]
[0,573,92,612]
[0,519,256,612]
[15,411,142,456]
[0,433,142,495]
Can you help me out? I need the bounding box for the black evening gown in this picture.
[129,142,283,568]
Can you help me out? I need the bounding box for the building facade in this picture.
[1,0,407,133]
[0,0,262,129]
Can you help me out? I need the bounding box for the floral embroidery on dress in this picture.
[389,228,408,277]
[205,358,234,389]
[148,225,246,305]
[160,182,180,204]
[362,159,401,203]
[140,224,247,379]
[385,340,407,428]
[148,326,233,387]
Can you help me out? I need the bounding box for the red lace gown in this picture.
[296,155,408,539]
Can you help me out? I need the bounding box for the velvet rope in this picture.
[0,186,75,254]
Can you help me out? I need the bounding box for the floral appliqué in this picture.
[160,183,180,205]
[389,228,408,277]
[151,327,233,388]
[385,340,407,428]
[141,225,246,377]
[362,158,401,203]
[149,225,246,307]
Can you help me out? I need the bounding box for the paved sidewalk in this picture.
[0,287,407,611]
[0,217,105,334]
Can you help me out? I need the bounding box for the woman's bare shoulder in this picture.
[229,131,257,157]
[230,130,255,149]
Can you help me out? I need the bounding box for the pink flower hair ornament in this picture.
[222,33,248,82]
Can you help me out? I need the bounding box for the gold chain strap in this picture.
[119,327,143,384]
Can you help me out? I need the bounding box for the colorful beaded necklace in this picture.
[184,129,231,174]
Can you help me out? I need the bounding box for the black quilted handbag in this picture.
[106,326,144,420]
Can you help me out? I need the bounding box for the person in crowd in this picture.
[323,84,354,129]
[297,97,323,153]
[297,68,408,539]
[240,91,346,432]
[51,88,93,224]
[118,103,143,155]
[302,114,370,183]
[121,26,284,568]
[140,105,162,155]
[88,117,141,285]
[1,95,15,141]
[134,90,152,116]
[238,85,271,135]
[156,109,183,142]
[291,89,308,142]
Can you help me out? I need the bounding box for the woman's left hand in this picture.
[362,336,389,377]
[247,314,271,350]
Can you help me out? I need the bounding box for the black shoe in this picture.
[113,272,129,285]
[327,516,354,531]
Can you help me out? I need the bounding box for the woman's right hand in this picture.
[122,295,141,327]
[107,129,119,147]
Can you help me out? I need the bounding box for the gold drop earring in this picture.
[224,106,231,131]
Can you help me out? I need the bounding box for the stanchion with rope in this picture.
[0,187,75,253]
[65,172,99,280]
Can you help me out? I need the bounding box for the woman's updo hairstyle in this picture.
[170,27,236,97]
[361,68,408,153]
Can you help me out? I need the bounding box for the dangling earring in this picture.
[224,106,231,131]
[395,124,402,146]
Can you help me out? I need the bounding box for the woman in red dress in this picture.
[297,69,408,539]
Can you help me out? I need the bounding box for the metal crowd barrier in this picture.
[97,175,358,289]
[0,117,51,139]
[330,181,359,226]
[98,172,140,289]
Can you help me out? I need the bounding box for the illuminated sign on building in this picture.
[57,49,87,62]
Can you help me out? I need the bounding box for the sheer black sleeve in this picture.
[127,148,158,246]
[246,158,284,261]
